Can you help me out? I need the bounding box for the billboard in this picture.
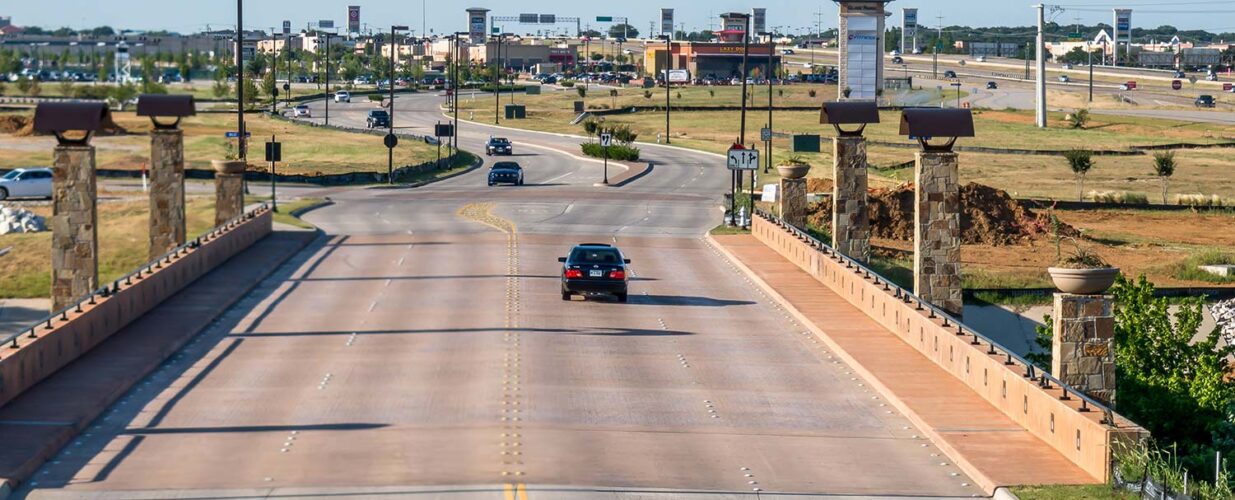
[752,8,767,35]
[902,8,918,51]
[282,20,291,35]
[844,15,880,99]
[1181,48,1221,66]
[1137,51,1174,67]
[348,6,360,33]
[1113,9,1131,65]
[661,8,674,36]
[319,20,335,29]
[666,69,690,83]
[467,8,489,44]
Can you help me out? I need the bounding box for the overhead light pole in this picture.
[388,25,408,184]
[1035,3,1047,128]
[660,34,672,144]
[236,0,246,160]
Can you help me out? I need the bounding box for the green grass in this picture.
[395,151,477,185]
[273,198,328,229]
[709,224,750,236]
[1010,484,1137,500]
[1170,250,1235,284]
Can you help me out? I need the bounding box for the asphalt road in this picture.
[16,91,983,499]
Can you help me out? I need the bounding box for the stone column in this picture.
[51,145,98,311]
[779,177,807,227]
[832,136,870,262]
[1051,293,1116,406]
[213,160,245,227]
[913,151,962,316]
[149,129,186,259]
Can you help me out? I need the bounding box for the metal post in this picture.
[454,33,462,154]
[270,133,277,211]
[765,37,773,173]
[1035,4,1047,128]
[286,34,292,109]
[1088,47,1094,102]
[603,143,609,184]
[388,26,400,184]
[324,33,331,126]
[664,36,672,144]
[494,34,501,124]
[236,0,246,160]
[738,15,751,191]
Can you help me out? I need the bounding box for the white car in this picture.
[0,168,53,200]
[1058,75,1070,83]
[293,105,311,118]
[334,91,351,103]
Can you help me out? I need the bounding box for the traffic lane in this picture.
[510,233,983,497]
[20,228,517,493]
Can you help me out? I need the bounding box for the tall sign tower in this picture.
[835,0,894,100]
[467,7,490,45]
[901,8,917,54]
[1112,9,1132,66]
[661,8,674,38]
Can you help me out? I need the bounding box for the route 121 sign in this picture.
[727,147,759,170]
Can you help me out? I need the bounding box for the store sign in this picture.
[661,8,674,36]
[348,5,360,33]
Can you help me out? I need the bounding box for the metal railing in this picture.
[753,209,1120,427]
[2,204,269,353]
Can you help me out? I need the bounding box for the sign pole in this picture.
[749,147,756,229]
[603,144,609,184]
[269,134,278,212]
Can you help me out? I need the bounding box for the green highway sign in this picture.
[596,16,613,22]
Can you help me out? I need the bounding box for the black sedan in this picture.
[488,161,524,186]
[560,243,631,302]
[486,137,513,155]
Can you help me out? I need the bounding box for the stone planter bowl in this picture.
[777,163,811,179]
[211,160,246,175]
[1047,267,1121,295]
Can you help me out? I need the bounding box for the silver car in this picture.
[0,168,53,200]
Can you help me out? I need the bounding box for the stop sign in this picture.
[1171,80,1182,90]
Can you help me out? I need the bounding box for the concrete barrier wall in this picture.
[0,208,272,409]
[751,215,1145,482]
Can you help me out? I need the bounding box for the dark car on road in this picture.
[943,70,957,78]
[486,137,513,155]
[559,243,631,302]
[488,161,524,186]
[986,81,998,89]
[1195,95,1216,108]
[366,110,390,128]
[891,56,903,64]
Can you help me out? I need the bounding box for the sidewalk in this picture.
[0,230,318,495]
[710,234,1098,491]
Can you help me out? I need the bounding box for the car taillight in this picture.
[609,270,626,280]
[565,269,583,279]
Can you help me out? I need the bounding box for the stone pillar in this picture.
[1051,293,1116,406]
[779,177,807,227]
[913,151,962,316]
[213,160,245,227]
[832,136,870,262]
[51,146,98,311]
[149,130,186,259]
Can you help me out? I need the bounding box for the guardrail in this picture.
[1,204,268,353]
[754,208,1120,426]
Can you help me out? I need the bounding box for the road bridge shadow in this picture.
[623,295,755,307]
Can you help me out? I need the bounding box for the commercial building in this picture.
[643,41,779,80]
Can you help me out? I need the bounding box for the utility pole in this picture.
[662,35,672,144]
[389,25,406,184]
[765,34,774,174]
[324,32,332,126]
[1035,3,1047,128]
[1088,43,1094,102]
[236,0,246,161]
[493,33,501,124]
[738,13,752,228]
[934,14,942,79]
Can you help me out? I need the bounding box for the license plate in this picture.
[589,270,604,277]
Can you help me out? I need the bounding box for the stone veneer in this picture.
[149,129,186,259]
[214,161,245,227]
[832,136,870,262]
[51,145,98,311]
[1052,294,1117,406]
[914,151,962,316]
[779,178,807,228]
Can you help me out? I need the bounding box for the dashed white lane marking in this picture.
[368,301,378,312]
[543,171,575,184]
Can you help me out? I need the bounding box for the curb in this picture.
[366,152,483,189]
[993,486,1021,500]
[702,232,1003,496]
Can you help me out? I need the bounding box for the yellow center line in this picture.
[518,483,529,500]
[503,483,515,500]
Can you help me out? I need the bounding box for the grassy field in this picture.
[0,112,444,176]
[458,86,1235,200]
[1010,484,1137,500]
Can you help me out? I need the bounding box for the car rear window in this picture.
[570,248,621,264]
[491,138,510,144]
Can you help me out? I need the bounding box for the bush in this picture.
[576,86,587,98]
[367,94,384,102]
[1170,250,1235,283]
[560,80,575,88]
[73,85,114,100]
[808,89,817,98]
[581,142,640,161]
[1175,193,1226,207]
[1066,109,1090,129]
[1088,190,1148,205]
[643,90,652,99]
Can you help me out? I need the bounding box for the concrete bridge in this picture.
[0,93,1142,499]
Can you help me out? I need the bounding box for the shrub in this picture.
[643,90,652,99]
[560,80,575,88]
[1174,193,1225,207]
[73,84,114,100]
[1088,190,1148,205]
[610,124,638,144]
[1066,109,1090,129]
[581,142,640,161]
[576,86,587,98]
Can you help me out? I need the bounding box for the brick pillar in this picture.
[779,177,807,227]
[50,145,98,311]
[1052,293,1116,406]
[832,136,870,262]
[212,160,245,227]
[149,130,186,259]
[913,151,962,316]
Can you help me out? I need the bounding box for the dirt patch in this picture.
[806,178,834,193]
[807,182,1076,245]
[10,113,129,138]
[0,114,30,134]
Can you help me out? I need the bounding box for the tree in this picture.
[576,86,587,98]
[241,77,261,108]
[581,119,599,142]
[590,52,604,62]
[1063,149,1094,202]
[1152,150,1177,204]
[212,67,230,98]
[110,82,138,109]
[1059,46,1090,65]
[260,69,277,101]
[15,76,33,95]
[608,24,639,39]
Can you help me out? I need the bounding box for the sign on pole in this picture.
[760,127,772,142]
[265,141,282,162]
[384,133,399,149]
[282,21,292,35]
[596,16,614,23]
[434,123,455,137]
[727,147,760,170]
[319,20,335,29]
[225,131,252,138]
[599,133,613,147]
[348,5,361,33]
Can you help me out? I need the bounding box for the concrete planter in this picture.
[211,160,246,175]
[776,163,811,179]
[1047,267,1121,295]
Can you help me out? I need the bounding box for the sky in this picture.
[5,1,1235,36]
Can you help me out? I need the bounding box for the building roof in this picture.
[0,25,24,35]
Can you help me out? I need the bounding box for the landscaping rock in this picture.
[1213,299,1235,347]
[0,204,47,235]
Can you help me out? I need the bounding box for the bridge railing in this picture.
[2,203,268,352]
[752,209,1120,425]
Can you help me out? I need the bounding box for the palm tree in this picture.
[1152,150,1177,204]
[1063,149,1094,202]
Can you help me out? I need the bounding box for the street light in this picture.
[388,25,408,184]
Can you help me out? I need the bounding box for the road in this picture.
[15,91,984,499]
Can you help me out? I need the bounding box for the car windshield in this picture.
[2,170,20,180]
[492,162,520,170]
[570,247,621,264]
[490,138,510,145]
[370,111,388,117]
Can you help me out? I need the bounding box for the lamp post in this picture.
[322,31,334,126]
[388,25,407,184]
[453,32,468,154]
[236,0,246,161]
[660,34,672,144]
[765,32,774,173]
[492,33,502,124]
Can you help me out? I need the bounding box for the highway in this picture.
[15,91,984,499]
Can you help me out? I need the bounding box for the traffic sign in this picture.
[384,133,399,149]
[599,133,613,147]
[1224,83,1233,92]
[264,141,282,162]
[596,16,613,22]
[434,124,455,137]
[727,147,759,170]
[760,127,772,142]
[1171,80,1182,90]
[225,131,252,138]
[282,83,290,91]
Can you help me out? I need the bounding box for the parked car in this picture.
[487,161,524,186]
[1206,73,1218,81]
[1058,75,1070,83]
[781,49,795,55]
[986,81,998,90]
[293,105,311,118]
[0,167,53,200]
[1174,70,1187,78]
[334,91,351,103]
[366,109,390,128]
[975,56,986,62]
[559,243,631,302]
[1195,95,1216,108]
